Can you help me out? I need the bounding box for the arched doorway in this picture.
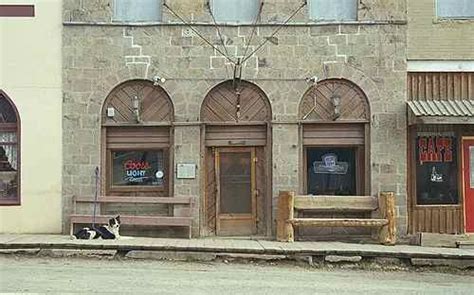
[201,80,272,236]
[299,78,370,196]
[101,80,174,200]
[0,91,20,205]
[298,78,371,238]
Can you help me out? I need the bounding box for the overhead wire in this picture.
[241,1,307,64]
[206,2,234,78]
[163,2,236,65]
[241,1,264,60]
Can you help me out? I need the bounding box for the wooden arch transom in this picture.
[299,79,370,121]
[102,80,173,124]
[201,80,271,123]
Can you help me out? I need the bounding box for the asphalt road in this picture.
[0,256,473,294]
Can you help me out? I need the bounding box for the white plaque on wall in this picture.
[177,163,196,179]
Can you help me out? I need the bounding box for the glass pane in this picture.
[0,132,17,143]
[0,145,18,200]
[0,145,17,170]
[437,0,474,18]
[416,135,458,205]
[219,152,252,214]
[114,0,162,22]
[310,0,357,21]
[470,146,474,189]
[307,148,356,195]
[0,96,17,123]
[212,0,260,23]
[112,150,165,186]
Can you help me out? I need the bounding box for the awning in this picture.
[407,100,474,125]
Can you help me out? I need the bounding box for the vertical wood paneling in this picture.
[412,206,462,234]
[408,72,474,101]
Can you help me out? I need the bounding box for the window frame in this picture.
[436,0,474,20]
[112,0,163,23]
[210,0,262,24]
[0,90,21,206]
[308,0,358,22]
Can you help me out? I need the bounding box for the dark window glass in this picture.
[112,150,165,186]
[1,95,19,203]
[416,135,458,205]
[219,152,252,214]
[307,147,356,195]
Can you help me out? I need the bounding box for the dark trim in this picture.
[0,5,34,17]
[0,90,21,206]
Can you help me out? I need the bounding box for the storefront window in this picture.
[416,135,458,205]
[112,150,165,186]
[307,147,356,195]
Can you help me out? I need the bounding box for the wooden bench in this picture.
[276,191,396,245]
[70,196,193,238]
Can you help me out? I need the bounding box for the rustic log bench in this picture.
[276,191,396,245]
[70,196,193,238]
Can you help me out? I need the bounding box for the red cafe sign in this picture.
[418,136,453,164]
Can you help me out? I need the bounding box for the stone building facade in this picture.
[62,0,408,238]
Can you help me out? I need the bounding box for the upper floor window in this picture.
[113,0,162,22]
[0,91,20,205]
[309,0,357,21]
[437,0,474,19]
[211,0,260,24]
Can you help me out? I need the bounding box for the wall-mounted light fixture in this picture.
[131,95,141,123]
[331,94,341,121]
[153,75,166,86]
[306,76,318,85]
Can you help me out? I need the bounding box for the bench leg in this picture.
[277,191,295,242]
[70,222,74,236]
[379,192,396,245]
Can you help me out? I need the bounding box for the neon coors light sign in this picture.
[123,160,152,183]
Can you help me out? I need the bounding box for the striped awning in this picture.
[407,100,474,125]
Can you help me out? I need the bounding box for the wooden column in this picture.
[379,191,396,245]
[276,191,294,242]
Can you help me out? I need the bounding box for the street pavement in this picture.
[1,256,473,294]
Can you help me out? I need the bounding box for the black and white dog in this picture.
[72,216,121,240]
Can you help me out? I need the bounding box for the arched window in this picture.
[0,91,20,205]
[102,80,174,198]
[299,79,370,196]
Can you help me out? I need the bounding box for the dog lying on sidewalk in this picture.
[71,216,121,240]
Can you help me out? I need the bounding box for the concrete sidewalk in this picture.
[1,234,473,262]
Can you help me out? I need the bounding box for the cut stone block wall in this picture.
[62,0,408,237]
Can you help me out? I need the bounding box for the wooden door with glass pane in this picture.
[463,138,474,233]
[215,147,257,236]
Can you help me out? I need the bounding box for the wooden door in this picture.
[463,138,474,233]
[215,147,257,236]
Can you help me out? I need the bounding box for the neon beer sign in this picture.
[124,159,151,183]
